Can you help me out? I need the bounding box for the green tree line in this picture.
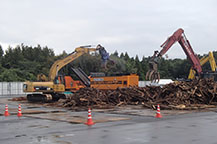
[0,44,216,81]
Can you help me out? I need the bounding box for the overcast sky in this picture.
[0,0,216,59]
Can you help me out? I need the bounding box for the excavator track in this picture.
[27,93,64,102]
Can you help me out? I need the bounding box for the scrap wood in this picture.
[59,78,217,110]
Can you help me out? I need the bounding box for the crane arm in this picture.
[146,28,203,82]
[158,28,202,74]
[48,45,108,81]
[158,29,184,57]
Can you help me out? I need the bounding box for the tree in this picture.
[141,56,148,74]
[0,45,4,65]
[120,52,124,59]
[113,50,119,57]
[0,45,3,57]
[135,55,145,80]
[123,52,130,61]
[0,43,210,82]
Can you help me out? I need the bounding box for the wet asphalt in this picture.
[1,101,217,144]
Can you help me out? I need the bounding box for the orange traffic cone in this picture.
[85,108,95,126]
[155,104,162,118]
[17,104,22,117]
[4,104,10,117]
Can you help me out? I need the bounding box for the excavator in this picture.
[24,44,139,102]
[188,51,217,79]
[24,45,110,102]
[146,28,217,82]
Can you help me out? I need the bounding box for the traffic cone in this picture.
[85,108,95,126]
[17,104,22,117]
[155,104,162,118]
[4,104,10,117]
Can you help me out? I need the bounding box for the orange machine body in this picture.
[90,74,139,90]
[61,76,85,92]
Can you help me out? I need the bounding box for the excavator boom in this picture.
[158,28,202,74]
[48,45,110,81]
[49,47,95,81]
[24,44,114,102]
[208,51,217,71]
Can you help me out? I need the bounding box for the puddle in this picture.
[29,134,74,144]
[52,133,75,138]
[189,124,197,127]
[28,125,42,128]
[28,125,50,128]
[15,134,27,137]
[72,116,83,118]
[27,107,41,109]
[165,125,172,128]
[30,136,54,144]
[55,141,72,144]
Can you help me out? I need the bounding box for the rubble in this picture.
[61,79,217,110]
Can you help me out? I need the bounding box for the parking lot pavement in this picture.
[1,98,217,144]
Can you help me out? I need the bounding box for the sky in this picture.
[0,0,216,59]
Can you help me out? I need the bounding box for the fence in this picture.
[0,82,27,97]
[0,80,173,97]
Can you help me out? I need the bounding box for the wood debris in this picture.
[61,79,217,110]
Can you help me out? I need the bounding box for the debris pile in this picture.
[61,79,217,110]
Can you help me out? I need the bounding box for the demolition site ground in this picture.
[1,79,217,144]
[1,96,217,144]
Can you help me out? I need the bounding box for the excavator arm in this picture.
[24,44,114,102]
[158,28,202,73]
[146,28,202,82]
[48,45,111,81]
[188,51,217,79]
[208,51,217,71]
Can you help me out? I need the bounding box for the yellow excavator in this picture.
[24,45,139,102]
[24,45,109,102]
[188,51,217,79]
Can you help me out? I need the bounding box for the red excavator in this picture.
[146,28,216,82]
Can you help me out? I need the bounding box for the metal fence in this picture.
[0,80,173,97]
[0,82,27,97]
